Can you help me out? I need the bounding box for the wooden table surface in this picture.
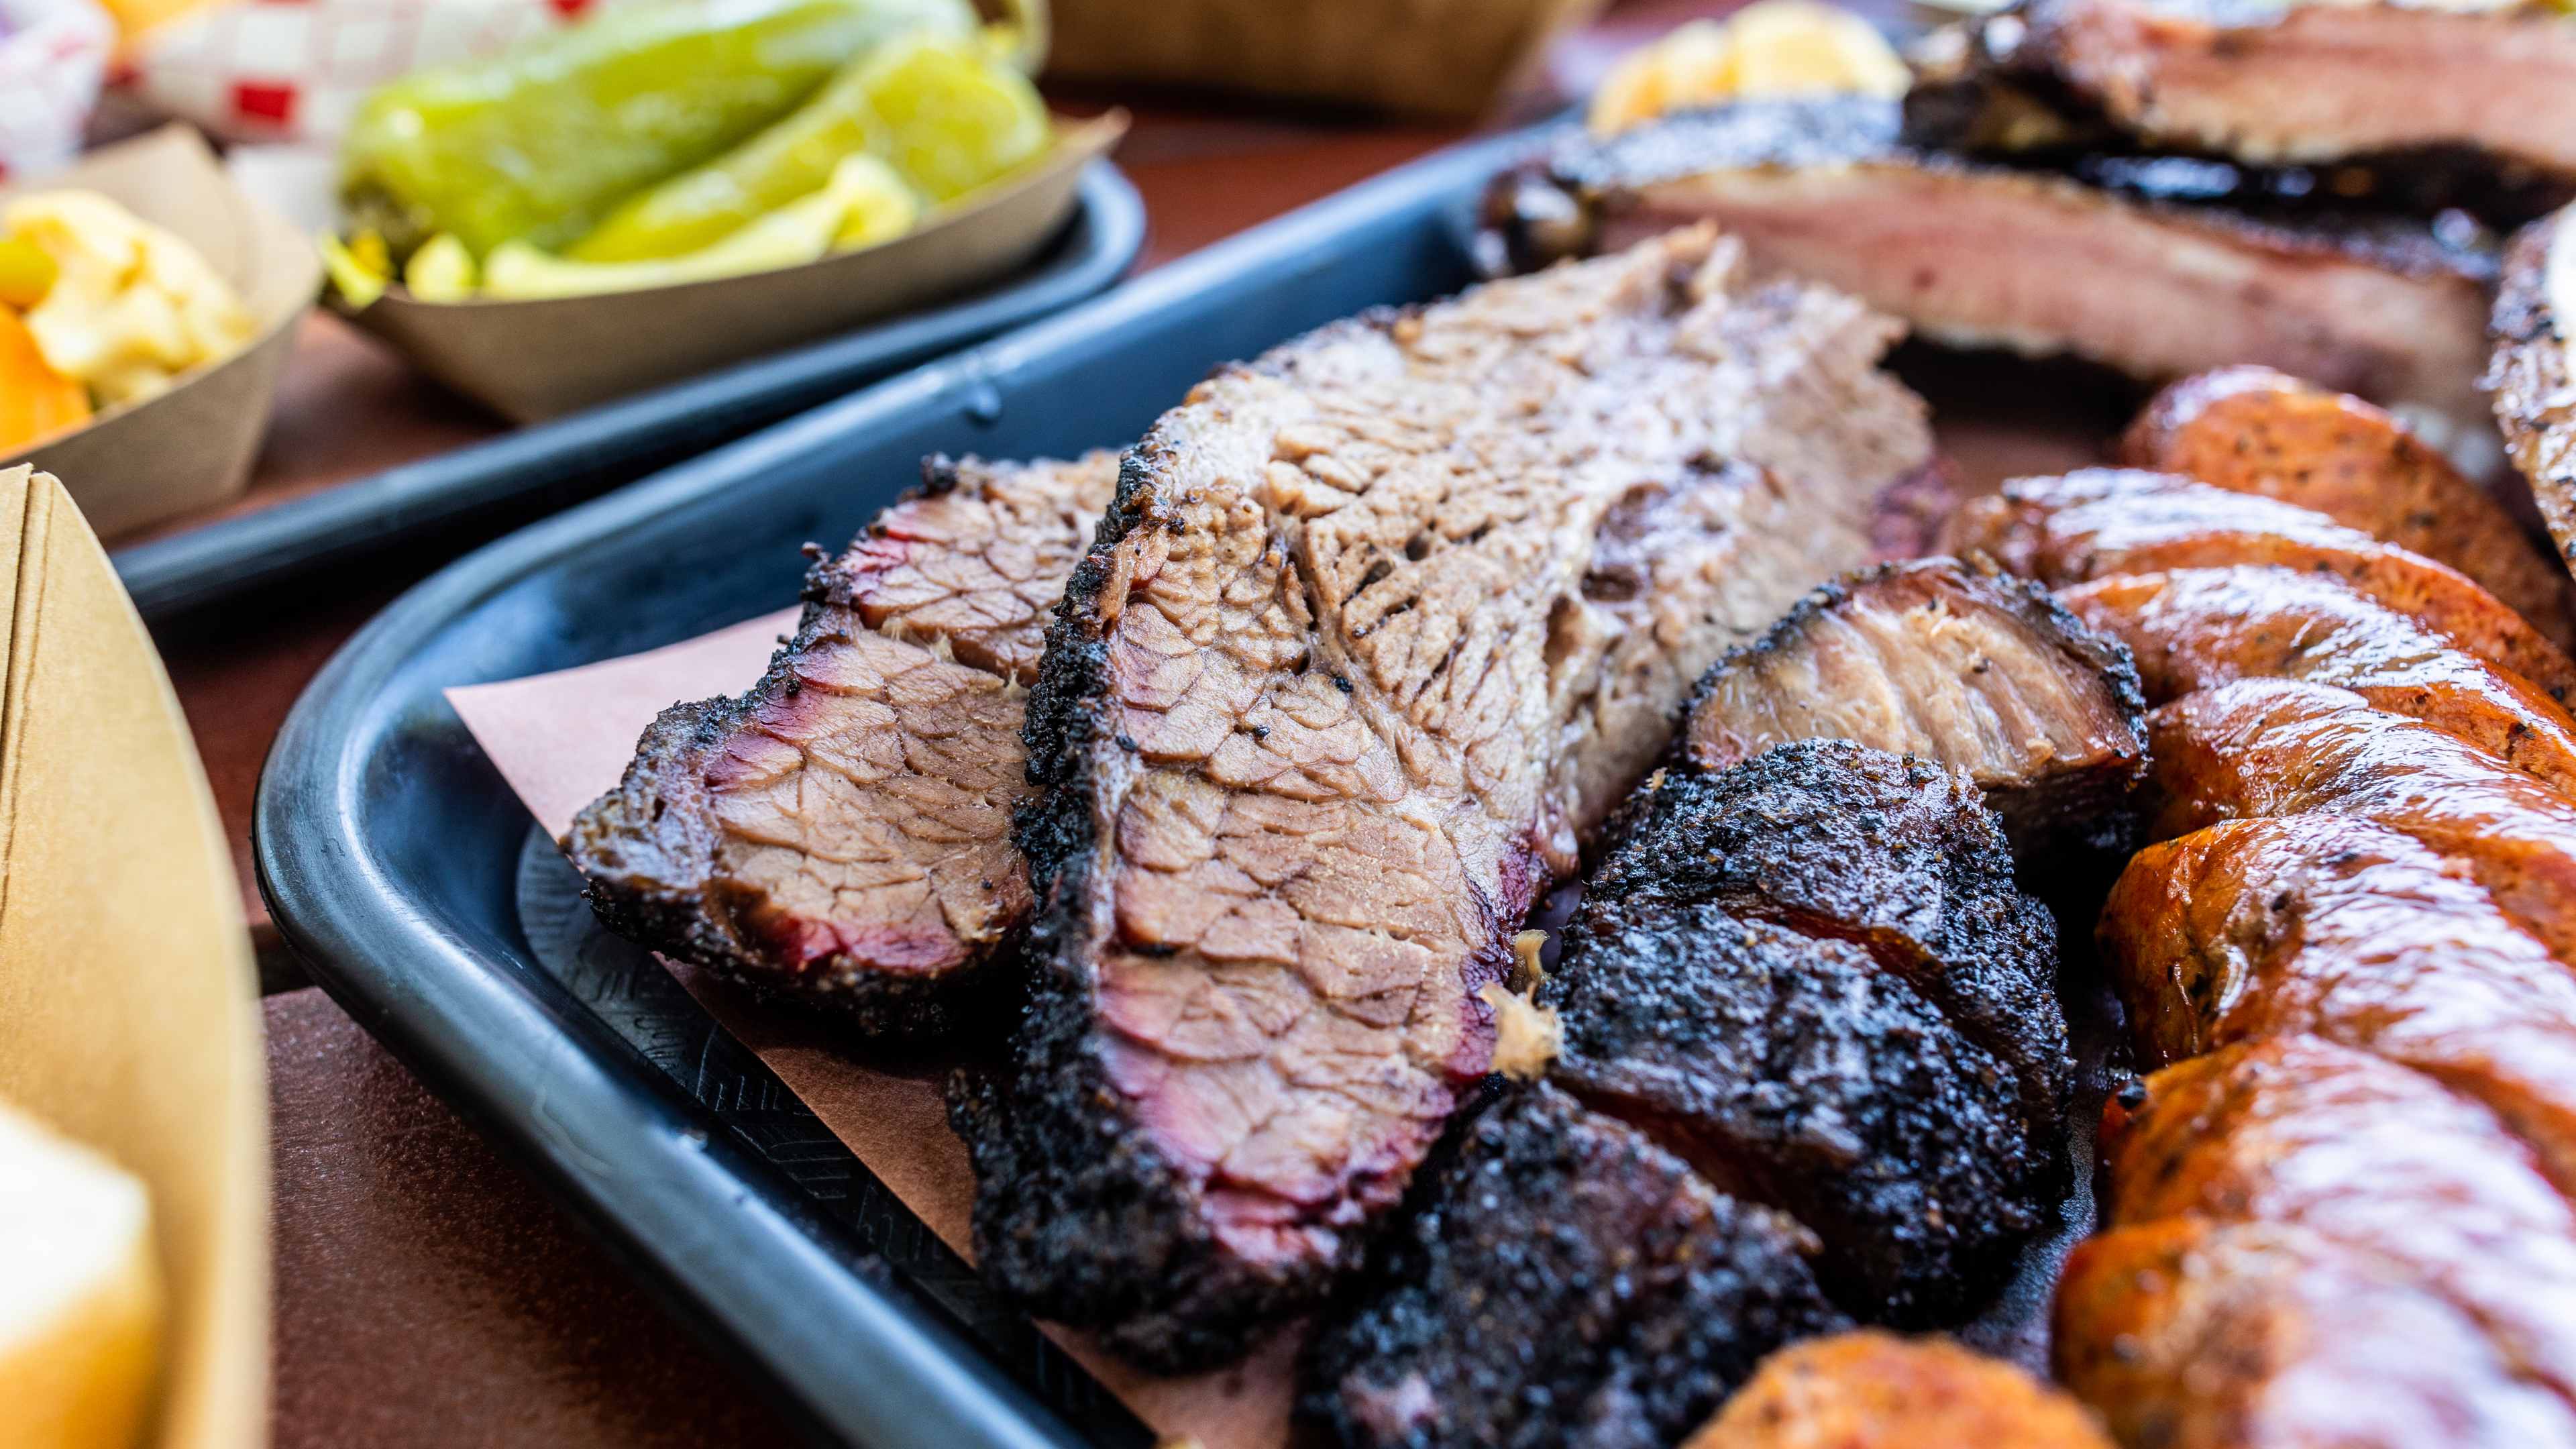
[203,3,1743,1442]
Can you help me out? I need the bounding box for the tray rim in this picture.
[255,127,1536,1448]
[112,162,1146,625]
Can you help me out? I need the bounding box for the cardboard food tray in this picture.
[0,465,270,1448]
[256,129,2112,1448]
[342,115,1127,425]
[107,160,1145,623]
[1,127,320,543]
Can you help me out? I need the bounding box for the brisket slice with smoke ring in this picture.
[567,453,1119,1037]
[1485,97,2497,431]
[1301,1083,1847,1449]
[960,227,1935,1369]
[1680,556,2149,857]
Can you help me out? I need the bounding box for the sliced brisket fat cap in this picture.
[1490,96,2497,429]
[972,227,1932,1369]
[566,453,1118,1037]
[1680,556,2149,857]
[2490,210,2576,576]
[1300,1083,1847,1449]
[1558,741,2070,1320]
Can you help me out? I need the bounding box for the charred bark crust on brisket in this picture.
[1678,557,2149,859]
[567,454,1116,1039]
[1547,901,2049,1321]
[1301,1084,1847,1449]
[965,230,1932,1371]
[1564,742,2071,1313]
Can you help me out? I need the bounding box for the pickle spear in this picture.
[339,0,978,258]
[571,30,1049,262]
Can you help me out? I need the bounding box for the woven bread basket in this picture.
[1043,0,1612,117]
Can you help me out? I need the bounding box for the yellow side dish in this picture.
[1589,0,1911,136]
[6,191,257,408]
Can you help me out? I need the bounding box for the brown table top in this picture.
[221,3,1749,1441]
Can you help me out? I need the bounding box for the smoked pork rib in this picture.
[1490,97,2496,427]
[2061,567,2576,795]
[1686,1330,2118,1449]
[2123,367,2576,646]
[1301,1084,1845,1449]
[2102,814,2576,1198]
[568,453,1119,1036]
[962,228,1935,1368]
[1991,0,2576,189]
[1680,557,2148,855]
[1945,468,2576,702]
[2491,211,2576,574]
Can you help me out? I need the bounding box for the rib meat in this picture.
[2491,211,2576,576]
[2098,1036,2576,1409]
[2147,678,2576,966]
[1494,97,2496,426]
[566,453,1118,1036]
[1945,469,2576,702]
[963,229,1934,1367]
[2061,566,2576,794]
[1994,0,2576,183]
[1300,1083,1845,1449]
[1684,1330,2117,1449]
[1679,557,2147,855]
[2123,366,2575,645]
[2102,814,2576,1197]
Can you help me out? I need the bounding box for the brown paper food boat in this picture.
[343,113,1129,425]
[0,127,321,544]
[0,464,270,1448]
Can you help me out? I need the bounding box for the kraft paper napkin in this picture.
[0,464,269,1448]
[448,612,1299,1449]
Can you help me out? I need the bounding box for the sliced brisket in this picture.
[566,453,1120,1036]
[1489,97,2498,429]
[1301,1083,1845,1449]
[1679,557,2147,855]
[965,228,1933,1368]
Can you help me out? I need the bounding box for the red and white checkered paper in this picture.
[0,0,115,180]
[121,0,608,145]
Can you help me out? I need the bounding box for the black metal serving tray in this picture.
[113,162,1144,624]
[257,129,1537,1449]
